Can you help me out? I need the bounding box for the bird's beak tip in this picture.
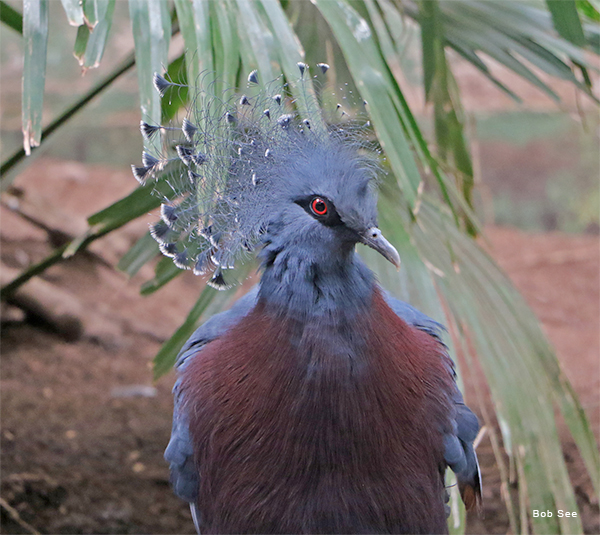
[362,227,401,270]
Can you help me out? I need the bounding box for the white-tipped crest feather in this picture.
[133,68,378,288]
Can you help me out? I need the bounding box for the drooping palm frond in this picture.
[1,1,598,533]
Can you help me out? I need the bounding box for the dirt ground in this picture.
[1,159,599,534]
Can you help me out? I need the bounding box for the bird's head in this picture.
[134,66,400,289]
[257,135,400,272]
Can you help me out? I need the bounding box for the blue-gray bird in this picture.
[134,65,481,534]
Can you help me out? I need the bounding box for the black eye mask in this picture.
[295,195,343,227]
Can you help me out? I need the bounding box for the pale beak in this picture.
[360,227,401,269]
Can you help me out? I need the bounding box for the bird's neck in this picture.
[258,243,375,320]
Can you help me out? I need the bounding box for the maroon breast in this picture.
[181,288,455,534]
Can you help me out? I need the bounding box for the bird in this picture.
[135,64,481,534]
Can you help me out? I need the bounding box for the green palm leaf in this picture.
[22,0,48,155]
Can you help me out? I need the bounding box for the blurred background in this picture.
[1,1,598,534]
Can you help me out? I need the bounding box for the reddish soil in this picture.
[1,159,598,534]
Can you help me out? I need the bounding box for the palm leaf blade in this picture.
[547,0,587,47]
[117,231,160,277]
[59,0,83,26]
[1,0,23,33]
[173,0,212,90]
[78,0,115,70]
[22,0,49,155]
[128,0,170,153]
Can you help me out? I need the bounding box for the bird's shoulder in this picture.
[381,290,446,343]
[175,286,259,371]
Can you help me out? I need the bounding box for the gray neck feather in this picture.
[258,240,375,320]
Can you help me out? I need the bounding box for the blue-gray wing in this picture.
[383,292,482,511]
[164,287,259,523]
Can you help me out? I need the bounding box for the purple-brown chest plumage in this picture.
[180,288,454,534]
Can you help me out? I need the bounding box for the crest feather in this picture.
[133,67,378,288]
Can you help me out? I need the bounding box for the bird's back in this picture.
[179,288,455,534]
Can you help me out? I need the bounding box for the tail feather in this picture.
[190,502,201,534]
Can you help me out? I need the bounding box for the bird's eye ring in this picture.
[311,198,328,216]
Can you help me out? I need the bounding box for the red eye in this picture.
[311,198,328,216]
